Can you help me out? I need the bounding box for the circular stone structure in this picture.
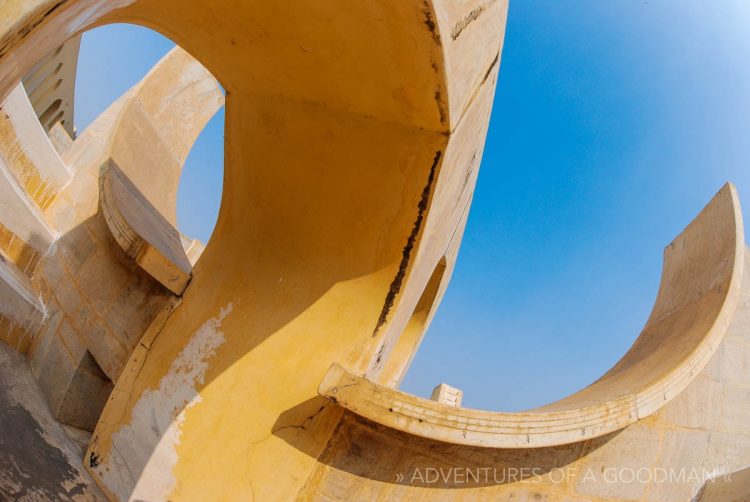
[0,2,748,501]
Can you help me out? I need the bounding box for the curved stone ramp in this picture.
[105,46,224,227]
[0,82,72,199]
[100,159,192,295]
[0,84,61,352]
[319,183,744,448]
[0,83,64,265]
[98,47,223,295]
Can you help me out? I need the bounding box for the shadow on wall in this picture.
[30,210,173,428]
[270,399,619,487]
[314,412,620,487]
[87,106,451,493]
[0,1,509,499]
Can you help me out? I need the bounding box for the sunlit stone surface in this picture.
[0,1,747,500]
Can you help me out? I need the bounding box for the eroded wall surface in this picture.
[0,39,221,497]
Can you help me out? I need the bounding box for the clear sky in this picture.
[74,25,224,243]
[74,2,750,412]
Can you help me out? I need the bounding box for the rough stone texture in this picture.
[0,38,219,472]
[0,343,103,501]
[301,250,750,501]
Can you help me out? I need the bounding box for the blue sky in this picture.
[74,2,750,412]
[74,26,224,242]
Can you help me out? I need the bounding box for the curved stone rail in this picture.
[98,46,222,295]
[320,183,744,448]
[100,159,192,295]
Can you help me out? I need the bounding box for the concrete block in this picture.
[430,383,463,407]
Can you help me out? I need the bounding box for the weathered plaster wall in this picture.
[0,1,747,501]
[62,2,507,499]
[26,47,221,431]
[0,42,221,439]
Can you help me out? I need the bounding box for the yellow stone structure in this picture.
[0,1,747,501]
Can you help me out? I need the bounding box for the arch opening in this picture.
[0,18,226,472]
[320,183,745,448]
[72,23,225,257]
[0,1,502,498]
[380,256,448,389]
